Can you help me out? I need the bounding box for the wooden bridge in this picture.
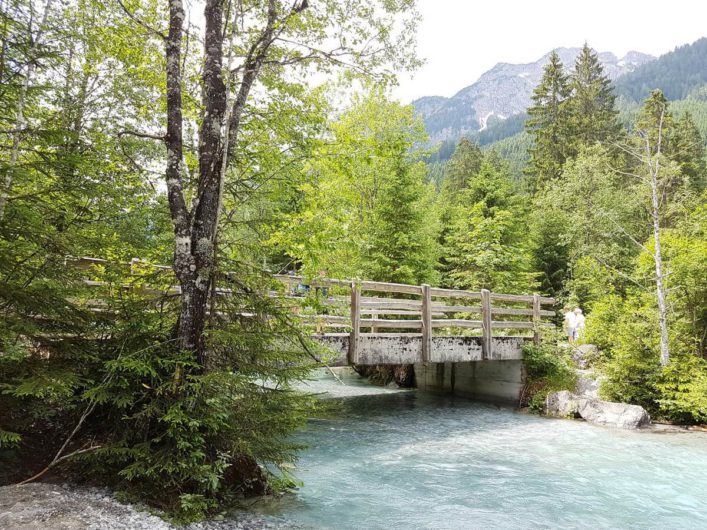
[275,274,556,366]
[71,257,556,368]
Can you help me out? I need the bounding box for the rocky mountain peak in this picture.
[414,47,655,144]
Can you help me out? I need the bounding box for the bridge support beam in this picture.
[348,281,360,365]
[421,284,432,363]
[481,289,492,360]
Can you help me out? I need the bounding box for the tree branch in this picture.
[116,0,167,40]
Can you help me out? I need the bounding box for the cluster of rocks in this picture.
[0,483,294,530]
[545,344,651,429]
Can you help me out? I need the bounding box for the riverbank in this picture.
[0,483,294,530]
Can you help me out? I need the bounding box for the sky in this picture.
[393,0,707,103]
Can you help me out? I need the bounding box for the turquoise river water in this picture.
[251,370,707,530]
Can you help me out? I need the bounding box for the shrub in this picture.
[0,266,319,522]
[522,336,578,413]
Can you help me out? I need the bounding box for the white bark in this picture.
[0,0,53,221]
[649,112,670,366]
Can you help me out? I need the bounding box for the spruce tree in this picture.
[442,162,535,293]
[525,50,570,191]
[672,112,706,191]
[441,137,484,194]
[565,43,621,155]
[366,156,439,285]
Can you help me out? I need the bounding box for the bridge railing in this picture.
[274,275,555,362]
[67,257,555,361]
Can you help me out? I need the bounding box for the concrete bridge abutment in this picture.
[414,360,525,405]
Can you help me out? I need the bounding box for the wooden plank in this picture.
[359,309,449,316]
[274,274,351,288]
[359,280,423,295]
[359,319,423,329]
[349,282,360,364]
[491,307,554,317]
[421,284,432,362]
[428,287,481,299]
[430,319,483,329]
[490,321,554,329]
[481,289,492,359]
[434,304,481,313]
[298,315,349,323]
[360,300,422,310]
[489,293,534,303]
[533,294,541,345]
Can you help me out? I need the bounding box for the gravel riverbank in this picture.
[0,483,297,530]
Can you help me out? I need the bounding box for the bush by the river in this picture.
[521,337,578,413]
[585,292,707,425]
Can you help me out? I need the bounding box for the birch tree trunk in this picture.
[164,0,308,365]
[648,111,670,366]
[0,0,53,221]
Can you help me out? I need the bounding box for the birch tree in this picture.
[118,0,421,364]
[0,0,53,220]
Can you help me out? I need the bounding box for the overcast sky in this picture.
[393,0,707,103]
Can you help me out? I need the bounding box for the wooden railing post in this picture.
[481,288,492,360]
[532,293,541,345]
[349,281,360,365]
[421,284,432,363]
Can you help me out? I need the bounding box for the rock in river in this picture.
[545,390,651,429]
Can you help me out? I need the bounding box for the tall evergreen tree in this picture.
[441,137,483,194]
[565,43,621,155]
[366,156,438,285]
[442,162,535,293]
[525,50,570,191]
[672,112,706,191]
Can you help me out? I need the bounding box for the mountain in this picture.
[614,38,707,102]
[414,47,655,146]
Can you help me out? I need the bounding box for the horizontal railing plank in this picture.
[431,319,483,329]
[490,321,555,329]
[359,281,422,295]
[274,274,351,287]
[360,300,422,310]
[428,287,481,299]
[491,307,556,317]
[433,304,482,313]
[359,319,423,329]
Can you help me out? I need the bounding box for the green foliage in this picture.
[271,88,440,284]
[614,38,707,103]
[654,354,707,424]
[441,137,484,194]
[440,161,536,293]
[525,50,571,189]
[564,44,622,155]
[522,337,578,413]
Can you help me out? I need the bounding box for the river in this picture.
[249,369,707,530]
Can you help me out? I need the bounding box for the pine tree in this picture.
[441,137,483,194]
[442,162,535,293]
[565,43,621,155]
[636,89,674,150]
[525,50,570,191]
[672,112,706,191]
[366,157,439,285]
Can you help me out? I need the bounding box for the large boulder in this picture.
[576,398,651,429]
[545,391,650,429]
